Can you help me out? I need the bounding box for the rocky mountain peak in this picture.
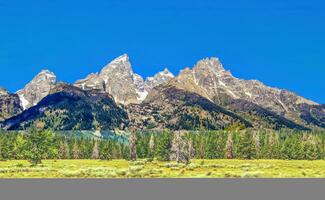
[188,57,318,122]
[145,68,175,90]
[194,57,226,74]
[100,54,132,77]
[0,87,9,96]
[161,68,174,77]
[133,73,148,101]
[98,54,141,104]
[75,55,176,104]
[16,69,57,109]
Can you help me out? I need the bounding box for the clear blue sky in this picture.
[0,0,324,103]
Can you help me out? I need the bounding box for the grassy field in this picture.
[0,159,325,178]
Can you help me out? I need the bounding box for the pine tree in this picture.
[156,130,173,161]
[236,131,256,159]
[13,134,26,160]
[24,128,57,165]
[304,135,318,160]
[206,131,226,159]
[99,141,112,160]
[0,134,10,161]
[136,134,149,158]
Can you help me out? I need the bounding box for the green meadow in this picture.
[1,159,325,178]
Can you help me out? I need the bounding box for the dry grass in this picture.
[0,159,325,178]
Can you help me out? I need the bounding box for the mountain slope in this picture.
[128,75,252,131]
[298,104,325,128]
[221,99,308,130]
[186,57,318,126]
[2,83,129,131]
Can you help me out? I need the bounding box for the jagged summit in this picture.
[194,57,226,73]
[75,54,142,104]
[75,55,175,104]
[100,54,132,76]
[145,68,175,90]
[16,69,57,109]
[38,69,56,77]
[179,57,318,123]
[110,53,129,64]
[0,87,9,96]
[3,54,322,131]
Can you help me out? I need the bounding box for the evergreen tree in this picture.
[0,134,10,161]
[155,130,173,161]
[236,131,256,159]
[304,136,318,160]
[266,132,280,159]
[24,128,57,165]
[99,141,112,160]
[136,133,149,159]
[13,134,27,160]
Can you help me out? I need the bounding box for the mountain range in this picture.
[0,54,324,131]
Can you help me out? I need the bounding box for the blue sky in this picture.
[0,0,324,103]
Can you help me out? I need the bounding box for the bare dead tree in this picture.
[171,131,190,164]
[148,134,155,158]
[129,131,137,161]
[72,141,80,159]
[188,140,195,159]
[92,140,99,159]
[253,131,261,158]
[59,138,70,159]
[226,133,234,159]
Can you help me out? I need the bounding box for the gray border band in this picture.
[0,179,325,200]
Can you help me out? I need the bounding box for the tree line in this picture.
[0,128,325,165]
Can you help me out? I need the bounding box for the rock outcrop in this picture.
[16,70,56,110]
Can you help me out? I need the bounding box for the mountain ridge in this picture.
[0,54,323,131]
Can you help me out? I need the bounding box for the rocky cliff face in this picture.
[145,68,174,90]
[74,73,105,91]
[0,87,22,121]
[75,54,144,104]
[16,70,56,110]
[74,54,174,104]
[189,57,317,124]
